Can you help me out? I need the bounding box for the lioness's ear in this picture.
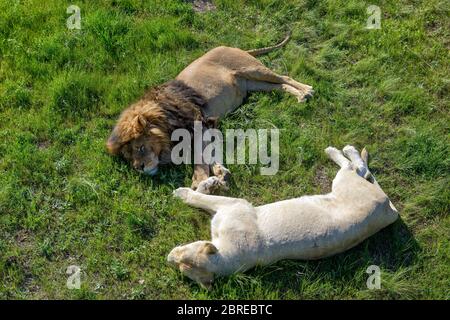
[106,132,122,155]
[202,242,218,255]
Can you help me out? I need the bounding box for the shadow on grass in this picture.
[111,155,192,189]
[207,217,420,299]
[111,152,244,195]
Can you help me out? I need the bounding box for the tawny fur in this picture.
[106,34,314,189]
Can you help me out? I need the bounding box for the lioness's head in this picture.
[167,241,218,288]
[106,101,171,175]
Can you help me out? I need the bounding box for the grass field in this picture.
[0,0,449,299]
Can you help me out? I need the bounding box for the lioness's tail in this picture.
[246,32,291,56]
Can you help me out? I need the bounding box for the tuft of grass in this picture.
[50,72,104,116]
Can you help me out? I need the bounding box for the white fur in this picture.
[168,146,398,287]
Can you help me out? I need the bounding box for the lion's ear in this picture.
[137,115,147,129]
[132,114,148,134]
[106,132,122,155]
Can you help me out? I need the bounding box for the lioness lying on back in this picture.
[168,145,398,288]
[106,34,313,191]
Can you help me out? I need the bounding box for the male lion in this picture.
[106,34,314,191]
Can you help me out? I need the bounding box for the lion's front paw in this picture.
[196,176,226,194]
[173,187,193,202]
[212,163,231,182]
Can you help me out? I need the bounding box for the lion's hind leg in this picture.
[246,80,310,102]
[235,67,314,101]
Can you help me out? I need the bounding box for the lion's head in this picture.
[106,100,171,175]
[107,80,210,175]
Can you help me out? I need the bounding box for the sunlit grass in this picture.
[0,0,448,299]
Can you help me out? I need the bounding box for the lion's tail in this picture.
[246,32,291,56]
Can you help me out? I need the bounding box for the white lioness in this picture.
[168,145,399,288]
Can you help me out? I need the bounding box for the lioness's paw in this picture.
[342,145,358,156]
[325,146,339,156]
[173,187,193,201]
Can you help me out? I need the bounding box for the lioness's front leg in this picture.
[173,187,249,214]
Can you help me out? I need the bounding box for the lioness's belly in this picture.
[176,63,247,118]
[255,193,395,262]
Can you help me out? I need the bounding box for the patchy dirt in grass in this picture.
[37,140,51,150]
[313,166,332,193]
[15,229,33,250]
[184,0,216,13]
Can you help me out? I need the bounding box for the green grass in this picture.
[0,0,449,299]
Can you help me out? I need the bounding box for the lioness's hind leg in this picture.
[246,80,309,102]
[325,147,352,169]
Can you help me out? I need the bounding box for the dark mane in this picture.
[106,80,214,156]
[146,80,210,134]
